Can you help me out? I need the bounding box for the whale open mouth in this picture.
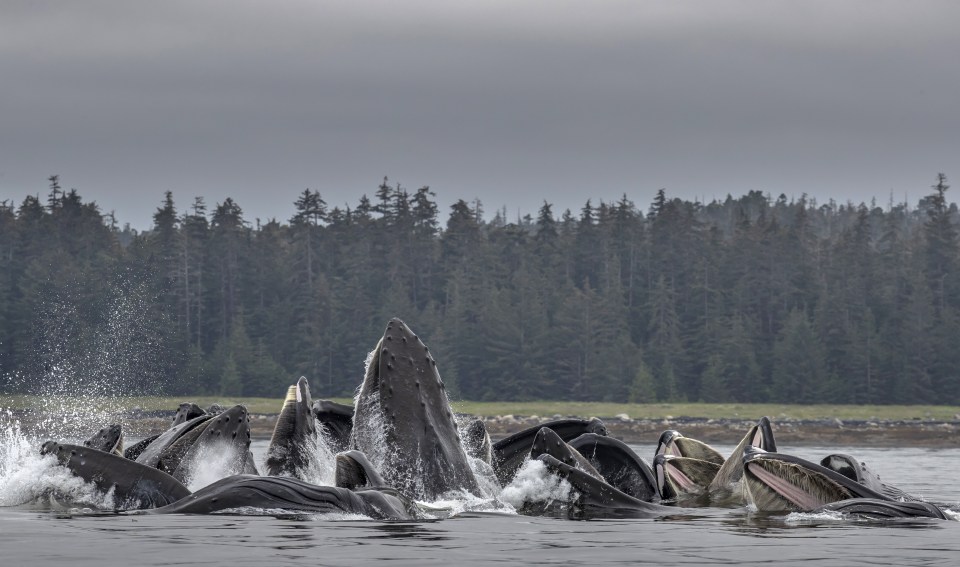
[744,460,850,511]
[654,454,720,500]
[741,448,871,512]
[664,461,699,493]
[709,417,778,492]
[751,417,777,452]
[655,430,724,465]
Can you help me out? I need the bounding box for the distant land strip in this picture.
[4,397,960,447]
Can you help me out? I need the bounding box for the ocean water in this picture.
[2,424,959,566]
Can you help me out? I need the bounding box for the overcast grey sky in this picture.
[1,0,958,230]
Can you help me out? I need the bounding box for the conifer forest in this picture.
[1,175,958,405]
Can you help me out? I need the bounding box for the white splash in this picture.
[467,455,502,499]
[499,459,572,511]
[352,344,391,469]
[0,412,112,509]
[350,392,390,471]
[296,430,337,487]
[184,441,248,491]
[418,456,513,517]
[784,510,846,523]
[5,279,169,446]
[421,488,512,518]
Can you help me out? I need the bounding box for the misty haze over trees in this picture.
[0,175,958,405]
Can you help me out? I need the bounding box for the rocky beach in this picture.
[484,413,960,447]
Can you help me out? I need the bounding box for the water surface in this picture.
[2,436,959,566]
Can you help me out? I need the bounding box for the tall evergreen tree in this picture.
[771,309,829,403]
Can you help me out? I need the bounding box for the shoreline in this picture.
[483,415,960,447]
[6,408,960,448]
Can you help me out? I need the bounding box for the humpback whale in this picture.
[123,434,160,461]
[462,419,493,464]
[40,442,191,509]
[312,399,354,453]
[655,429,725,465]
[745,452,948,519]
[708,417,777,494]
[82,424,124,456]
[537,455,679,519]
[568,433,659,502]
[149,405,257,484]
[741,447,888,512]
[351,318,481,500]
[335,450,387,490]
[151,474,419,520]
[122,403,207,461]
[529,427,604,480]
[266,377,319,479]
[814,498,947,520]
[818,453,921,503]
[173,403,206,426]
[492,418,607,486]
[135,414,214,468]
[654,453,721,502]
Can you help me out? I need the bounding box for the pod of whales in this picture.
[30,317,957,522]
[653,417,778,506]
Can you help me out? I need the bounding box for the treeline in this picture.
[1,175,958,404]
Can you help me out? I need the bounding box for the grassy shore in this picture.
[2,395,959,421]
